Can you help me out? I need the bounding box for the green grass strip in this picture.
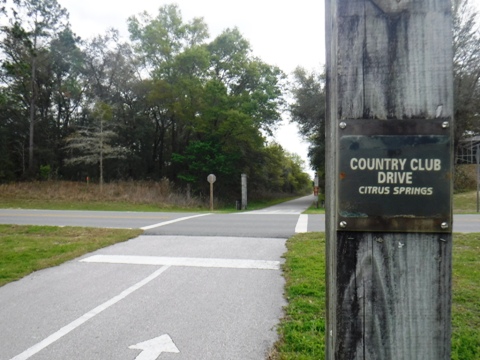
[0,225,142,287]
[451,233,480,359]
[270,233,327,359]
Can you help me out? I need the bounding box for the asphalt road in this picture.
[1,206,479,234]
[0,195,318,360]
[0,194,325,236]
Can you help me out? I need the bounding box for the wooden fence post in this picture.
[325,0,454,359]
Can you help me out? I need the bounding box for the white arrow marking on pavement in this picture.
[129,334,179,360]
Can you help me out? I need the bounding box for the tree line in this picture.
[0,1,311,198]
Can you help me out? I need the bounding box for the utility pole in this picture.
[325,0,454,359]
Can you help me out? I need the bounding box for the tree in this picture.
[289,67,326,180]
[0,0,69,176]
[78,30,153,180]
[283,152,311,194]
[128,5,210,179]
[248,142,311,195]
[208,28,286,135]
[128,6,285,186]
[171,139,238,196]
[0,88,19,180]
[185,29,285,194]
[48,28,84,134]
[453,0,480,154]
[64,102,126,190]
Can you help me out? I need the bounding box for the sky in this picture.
[56,0,327,177]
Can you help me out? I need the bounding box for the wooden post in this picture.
[325,0,454,359]
[207,174,216,211]
[210,182,213,211]
[241,173,247,210]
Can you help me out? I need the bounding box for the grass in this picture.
[304,202,325,214]
[0,225,142,287]
[269,233,326,359]
[0,181,307,212]
[269,232,480,359]
[454,190,479,214]
[451,233,480,359]
[0,180,207,212]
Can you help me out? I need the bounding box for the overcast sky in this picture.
[55,0,327,176]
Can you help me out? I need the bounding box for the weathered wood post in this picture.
[325,0,454,359]
[241,173,248,210]
[207,174,216,211]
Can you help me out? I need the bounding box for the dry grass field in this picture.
[0,180,205,211]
